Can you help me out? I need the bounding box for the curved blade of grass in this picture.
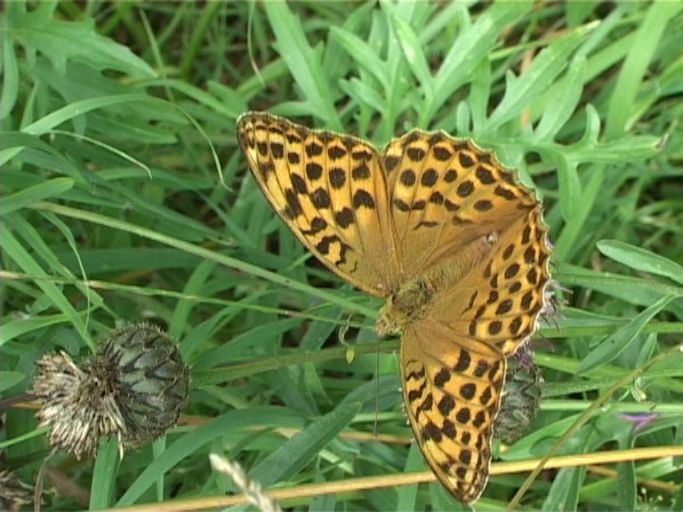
[90,440,121,510]
[556,264,683,305]
[0,177,73,215]
[1,217,92,348]
[33,201,376,319]
[0,132,84,179]
[0,94,166,167]
[250,401,361,486]
[605,1,683,137]
[555,156,581,224]
[1,28,19,118]
[116,407,305,506]
[577,295,675,373]
[21,94,164,136]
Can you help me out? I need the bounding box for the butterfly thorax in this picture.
[375,232,501,338]
[375,278,434,337]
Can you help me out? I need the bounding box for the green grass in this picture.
[1,1,683,510]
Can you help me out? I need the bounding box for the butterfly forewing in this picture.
[431,207,552,357]
[383,131,539,283]
[237,112,400,296]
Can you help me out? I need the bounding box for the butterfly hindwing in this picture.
[401,321,506,502]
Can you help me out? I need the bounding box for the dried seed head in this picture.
[494,343,543,444]
[0,460,32,512]
[32,350,125,459]
[32,323,190,458]
[210,454,282,512]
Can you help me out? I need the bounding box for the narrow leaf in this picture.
[577,295,675,373]
[0,177,74,215]
[249,401,361,486]
[598,240,683,286]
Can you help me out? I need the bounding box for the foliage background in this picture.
[1,1,683,510]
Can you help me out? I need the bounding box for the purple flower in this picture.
[619,413,658,432]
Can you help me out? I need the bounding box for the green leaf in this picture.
[339,78,386,115]
[0,29,20,119]
[396,443,422,511]
[331,27,389,93]
[206,81,249,118]
[605,1,683,137]
[534,56,586,141]
[558,264,683,306]
[249,401,361,485]
[263,2,340,130]
[577,295,675,373]
[570,134,661,164]
[544,466,584,511]
[553,162,604,261]
[5,2,155,76]
[426,1,533,122]
[555,156,581,223]
[616,461,636,511]
[0,132,84,178]
[150,78,245,119]
[392,14,433,99]
[90,440,120,509]
[0,177,73,215]
[21,93,162,136]
[485,27,587,131]
[598,240,683,286]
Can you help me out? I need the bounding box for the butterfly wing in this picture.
[401,321,506,502]
[386,131,552,501]
[430,207,551,357]
[400,202,549,501]
[382,131,542,284]
[237,112,400,296]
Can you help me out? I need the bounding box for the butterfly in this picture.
[236,111,552,502]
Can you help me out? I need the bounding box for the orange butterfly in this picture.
[237,112,551,502]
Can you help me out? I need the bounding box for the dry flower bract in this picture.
[32,323,190,459]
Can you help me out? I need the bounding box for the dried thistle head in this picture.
[494,343,543,444]
[32,323,190,458]
[0,460,32,512]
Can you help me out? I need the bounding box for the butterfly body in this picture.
[237,111,552,502]
[376,230,499,338]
